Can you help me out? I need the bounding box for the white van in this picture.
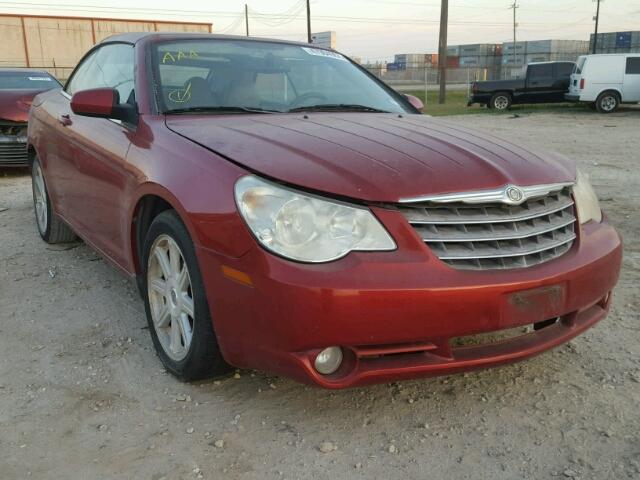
[566,54,640,113]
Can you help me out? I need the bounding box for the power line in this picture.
[248,0,307,27]
[0,2,594,26]
[218,14,244,34]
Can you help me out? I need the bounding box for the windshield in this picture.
[153,39,410,114]
[0,71,60,90]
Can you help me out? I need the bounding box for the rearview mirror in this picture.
[404,94,424,113]
[71,87,137,124]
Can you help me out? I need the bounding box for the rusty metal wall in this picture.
[0,14,211,81]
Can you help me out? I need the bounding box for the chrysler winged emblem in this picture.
[505,185,525,203]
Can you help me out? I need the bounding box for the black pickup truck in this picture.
[468,61,575,110]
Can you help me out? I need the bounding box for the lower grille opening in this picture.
[353,341,437,359]
[451,318,559,348]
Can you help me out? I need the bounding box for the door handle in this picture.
[58,114,72,127]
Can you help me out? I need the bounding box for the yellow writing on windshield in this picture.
[168,82,192,104]
[162,52,175,64]
[162,50,199,64]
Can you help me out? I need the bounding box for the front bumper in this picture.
[196,213,622,389]
[0,121,29,167]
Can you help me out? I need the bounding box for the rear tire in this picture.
[595,91,620,114]
[489,92,512,110]
[142,210,231,381]
[31,157,77,244]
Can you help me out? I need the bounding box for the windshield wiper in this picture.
[288,104,391,113]
[164,106,283,115]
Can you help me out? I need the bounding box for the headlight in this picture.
[573,169,602,224]
[234,175,396,263]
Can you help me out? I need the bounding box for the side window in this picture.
[66,49,100,95]
[66,44,135,104]
[556,63,574,78]
[626,57,640,75]
[528,64,553,81]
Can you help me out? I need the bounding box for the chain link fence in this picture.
[361,51,592,96]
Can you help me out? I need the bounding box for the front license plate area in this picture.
[501,283,567,326]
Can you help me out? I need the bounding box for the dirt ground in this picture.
[1,109,639,480]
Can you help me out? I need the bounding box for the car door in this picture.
[524,63,555,103]
[623,56,640,101]
[55,43,136,267]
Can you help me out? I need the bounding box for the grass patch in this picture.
[403,89,589,117]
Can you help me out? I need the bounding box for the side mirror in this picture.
[404,94,424,113]
[71,87,137,123]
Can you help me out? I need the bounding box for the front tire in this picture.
[489,92,512,110]
[31,157,77,243]
[142,210,230,381]
[595,91,620,114]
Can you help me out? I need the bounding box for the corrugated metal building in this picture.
[0,14,211,80]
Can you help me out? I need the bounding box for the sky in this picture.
[1,0,639,61]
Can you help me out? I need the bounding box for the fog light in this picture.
[314,347,343,375]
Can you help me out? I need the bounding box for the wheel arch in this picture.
[129,184,200,277]
[26,144,37,167]
[596,88,623,100]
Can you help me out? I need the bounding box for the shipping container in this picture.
[446,46,460,57]
[425,54,439,65]
[447,56,459,68]
[525,53,551,64]
[525,40,552,54]
[590,31,640,53]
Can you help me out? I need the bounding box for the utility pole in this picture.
[245,4,249,37]
[509,2,519,67]
[306,0,312,43]
[592,0,602,54]
[437,0,448,104]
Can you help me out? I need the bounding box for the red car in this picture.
[0,68,61,167]
[28,33,622,388]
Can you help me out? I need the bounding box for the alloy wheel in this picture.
[600,95,617,112]
[32,162,48,234]
[147,234,195,361]
[494,95,509,110]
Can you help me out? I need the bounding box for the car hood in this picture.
[0,89,45,123]
[166,113,575,203]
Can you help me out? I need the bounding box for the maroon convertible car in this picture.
[0,68,61,167]
[28,33,622,388]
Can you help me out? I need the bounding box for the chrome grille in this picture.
[0,141,28,166]
[398,186,577,270]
